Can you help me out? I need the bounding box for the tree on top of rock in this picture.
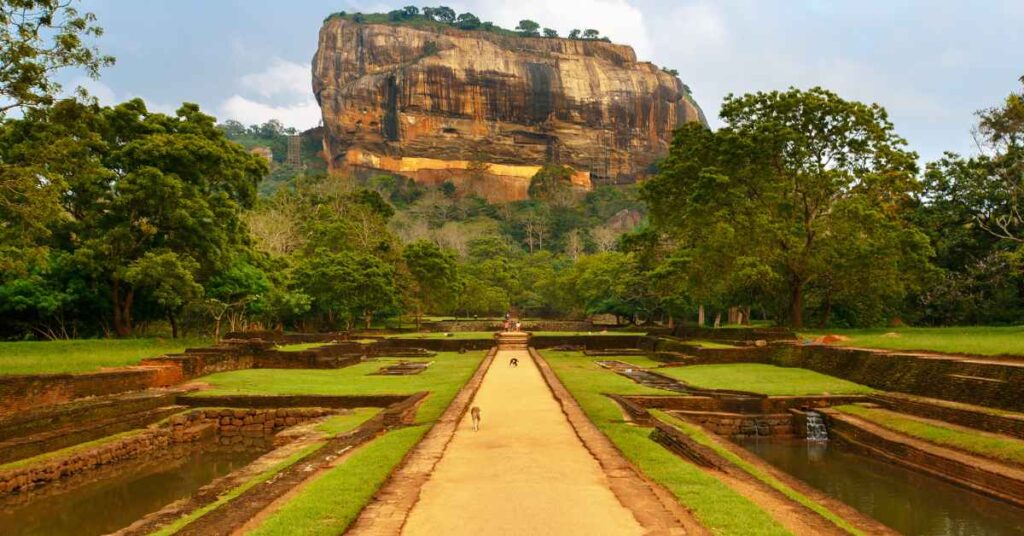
[516,19,540,37]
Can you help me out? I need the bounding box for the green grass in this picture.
[316,408,379,437]
[196,351,485,424]
[835,405,1024,466]
[0,337,210,375]
[274,343,329,352]
[247,425,427,536]
[659,363,874,396]
[683,339,740,349]
[543,351,792,536]
[653,411,863,535]
[798,326,1024,356]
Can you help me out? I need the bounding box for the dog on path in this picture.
[470,406,481,431]
[509,357,519,367]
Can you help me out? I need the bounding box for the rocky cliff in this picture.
[312,17,705,201]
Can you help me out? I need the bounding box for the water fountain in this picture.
[805,411,829,441]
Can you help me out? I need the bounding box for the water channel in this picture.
[0,447,263,536]
[738,438,1024,535]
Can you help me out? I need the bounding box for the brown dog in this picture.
[470,406,481,431]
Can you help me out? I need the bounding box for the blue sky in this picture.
[62,0,1024,163]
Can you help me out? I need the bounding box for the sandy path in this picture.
[401,349,645,536]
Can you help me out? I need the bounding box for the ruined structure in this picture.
[312,16,705,202]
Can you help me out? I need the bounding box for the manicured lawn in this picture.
[660,363,874,396]
[196,352,485,424]
[0,337,210,375]
[274,343,330,352]
[542,351,792,536]
[799,326,1024,356]
[835,405,1024,466]
[246,425,427,536]
[193,352,485,535]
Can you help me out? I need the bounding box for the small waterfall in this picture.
[806,411,829,441]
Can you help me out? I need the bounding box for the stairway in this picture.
[496,331,530,350]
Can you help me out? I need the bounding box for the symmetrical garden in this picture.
[3,325,1024,535]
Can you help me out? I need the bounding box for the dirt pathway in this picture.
[400,349,646,536]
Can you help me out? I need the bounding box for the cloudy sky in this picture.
[63,0,1023,163]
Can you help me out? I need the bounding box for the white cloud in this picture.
[219,58,320,129]
[239,58,311,99]
[220,94,321,129]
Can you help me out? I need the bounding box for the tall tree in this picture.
[402,240,458,326]
[516,19,540,37]
[0,0,114,116]
[644,87,929,327]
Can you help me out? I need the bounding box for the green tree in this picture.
[0,0,114,116]
[123,251,203,338]
[542,28,558,38]
[403,240,459,326]
[432,6,456,24]
[643,87,930,328]
[455,12,480,30]
[294,250,397,329]
[568,29,581,40]
[582,29,601,39]
[527,165,575,206]
[516,19,540,37]
[16,98,268,336]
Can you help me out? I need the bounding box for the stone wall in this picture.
[177,394,415,410]
[0,417,213,495]
[874,393,1024,439]
[770,345,1024,412]
[671,326,796,342]
[0,368,163,418]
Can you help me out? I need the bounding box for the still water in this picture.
[738,438,1024,535]
[0,447,262,536]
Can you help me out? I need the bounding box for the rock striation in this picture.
[312,17,705,201]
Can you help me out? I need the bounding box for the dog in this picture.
[470,406,481,431]
[509,357,519,367]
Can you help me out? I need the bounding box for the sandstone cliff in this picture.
[312,17,705,201]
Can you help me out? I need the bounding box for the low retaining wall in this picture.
[771,345,1024,412]
[177,394,417,410]
[874,393,1024,439]
[672,326,796,342]
[532,334,646,350]
[0,368,164,418]
[373,337,495,352]
[826,410,1024,507]
[221,331,347,343]
[0,417,214,495]
[622,394,868,414]
[669,410,795,437]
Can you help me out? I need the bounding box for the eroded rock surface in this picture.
[312,18,705,201]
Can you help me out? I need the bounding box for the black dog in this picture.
[509,357,519,367]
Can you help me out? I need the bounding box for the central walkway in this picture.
[401,349,645,536]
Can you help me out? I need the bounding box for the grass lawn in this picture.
[542,351,792,536]
[0,337,210,375]
[246,425,427,536]
[274,342,330,352]
[660,364,874,396]
[799,326,1024,356]
[193,352,485,535]
[835,405,1024,466]
[683,339,740,349]
[196,351,485,424]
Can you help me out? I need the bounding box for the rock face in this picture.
[312,17,705,202]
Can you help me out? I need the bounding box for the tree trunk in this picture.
[743,306,752,326]
[168,312,178,339]
[713,312,721,329]
[790,280,804,329]
[111,281,134,337]
[698,305,705,327]
[364,310,372,329]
